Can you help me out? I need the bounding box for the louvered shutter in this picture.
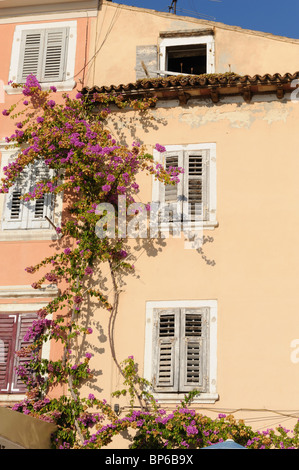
[40,28,68,82]
[11,313,38,393]
[0,315,18,393]
[18,30,44,82]
[184,150,209,222]
[2,166,31,230]
[28,161,53,229]
[153,308,180,391]
[18,27,68,83]
[179,308,209,392]
[160,152,184,224]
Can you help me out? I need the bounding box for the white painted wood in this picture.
[145,300,218,403]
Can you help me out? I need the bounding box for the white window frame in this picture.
[159,35,215,76]
[0,142,62,241]
[144,300,218,404]
[5,21,77,94]
[152,143,217,230]
[0,284,58,401]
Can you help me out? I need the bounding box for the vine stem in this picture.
[108,262,144,412]
[62,276,85,446]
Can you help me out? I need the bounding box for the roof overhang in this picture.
[82,72,299,105]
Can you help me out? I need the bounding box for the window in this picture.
[159,34,215,76]
[2,160,54,230]
[152,144,217,229]
[6,21,77,93]
[0,312,38,394]
[0,285,57,399]
[144,300,218,403]
[19,27,69,83]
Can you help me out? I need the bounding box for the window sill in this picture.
[0,393,26,401]
[152,392,219,404]
[4,80,76,95]
[159,220,218,231]
[0,229,59,241]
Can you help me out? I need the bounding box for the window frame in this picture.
[144,300,218,404]
[0,142,62,240]
[0,284,57,401]
[152,143,217,231]
[159,35,215,76]
[5,21,77,94]
[0,311,38,395]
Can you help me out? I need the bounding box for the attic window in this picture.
[159,34,215,76]
[166,44,207,75]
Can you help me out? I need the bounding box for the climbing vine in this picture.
[1,75,299,449]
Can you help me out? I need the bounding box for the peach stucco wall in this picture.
[72,92,299,436]
[86,1,299,88]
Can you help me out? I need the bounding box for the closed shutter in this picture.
[153,307,209,393]
[12,313,38,393]
[136,45,158,80]
[2,166,31,230]
[18,30,44,82]
[179,308,208,392]
[153,308,180,391]
[160,152,184,224]
[185,150,209,221]
[41,28,68,82]
[28,161,53,229]
[18,27,68,83]
[0,315,18,393]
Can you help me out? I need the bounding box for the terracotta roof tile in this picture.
[82,72,299,104]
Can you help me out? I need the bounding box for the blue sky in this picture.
[114,0,299,39]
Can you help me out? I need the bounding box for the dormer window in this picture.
[159,32,215,77]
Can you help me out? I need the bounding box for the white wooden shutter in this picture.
[41,28,68,82]
[179,308,209,392]
[18,30,44,82]
[28,161,53,229]
[18,27,68,83]
[160,152,184,224]
[0,315,17,393]
[153,308,180,392]
[2,166,31,230]
[184,150,209,222]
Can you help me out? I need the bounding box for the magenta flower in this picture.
[2,109,9,116]
[107,174,116,183]
[47,100,56,108]
[102,184,111,192]
[155,143,166,153]
[85,266,93,275]
[64,247,71,255]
